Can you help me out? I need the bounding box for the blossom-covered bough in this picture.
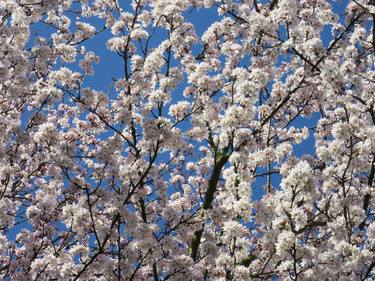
[0,0,374,280]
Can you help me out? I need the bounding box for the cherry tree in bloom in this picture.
[0,0,374,280]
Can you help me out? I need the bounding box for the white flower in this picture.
[222,220,248,241]
[276,230,295,255]
[149,89,170,104]
[76,21,96,37]
[107,37,127,52]
[368,222,375,240]
[55,43,77,62]
[33,123,58,143]
[79,51,100,75]
[130,28,148,40]
[0,62,10,82]
[169,101,190,119]
[0,234,7,255]
[144,48,164,72]
[281,161,314,192]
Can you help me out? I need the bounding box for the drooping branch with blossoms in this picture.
[0,0,375,280]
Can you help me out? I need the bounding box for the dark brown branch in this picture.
[190,151,230,261]
[269,0,279,10]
